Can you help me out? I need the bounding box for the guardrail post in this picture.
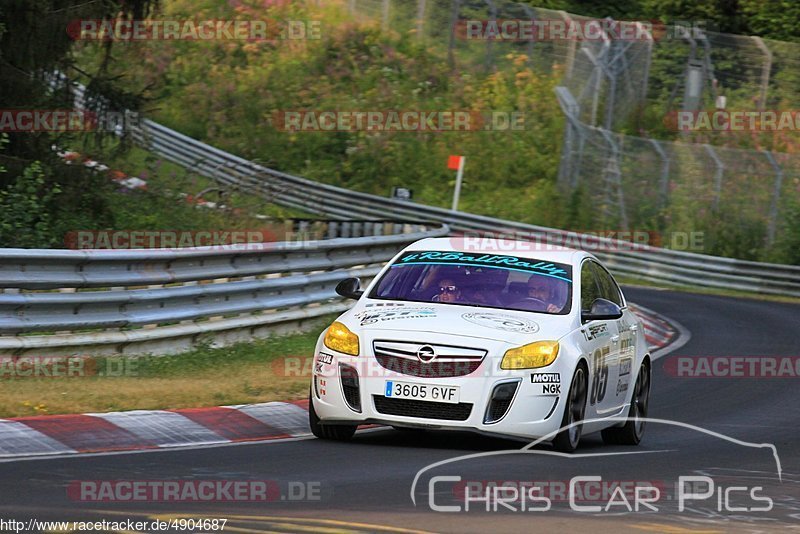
[327,221,339,239]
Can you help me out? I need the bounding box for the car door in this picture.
[579,260,621,417]
[590,261,632,413]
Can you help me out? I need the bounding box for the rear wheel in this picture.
[309,389,357,441]
[553,365,588,453]
[602,360,650,446]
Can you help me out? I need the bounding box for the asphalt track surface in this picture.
[0,286,798,533]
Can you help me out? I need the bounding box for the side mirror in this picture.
[335,277,364,300]
[581,298,623,323]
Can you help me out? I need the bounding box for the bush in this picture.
[0,161,61,248]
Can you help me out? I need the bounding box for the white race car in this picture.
[308,237,651,451]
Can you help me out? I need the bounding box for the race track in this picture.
[1,286,798,533]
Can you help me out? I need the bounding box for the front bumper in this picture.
[311,349,573,440]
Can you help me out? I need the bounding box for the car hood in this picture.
[340,300,575,345]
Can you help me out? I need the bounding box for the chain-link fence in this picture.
[341,0,799,256]
[345,0,798,118]
[556,85,799,246]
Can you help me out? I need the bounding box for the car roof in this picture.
[405,237,593,266]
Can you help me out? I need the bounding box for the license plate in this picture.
[384,381,460,404]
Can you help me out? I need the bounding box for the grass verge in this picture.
[0,316,336,419]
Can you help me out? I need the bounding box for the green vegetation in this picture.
[73,1,570,229]
[2,1,799,263]
[102,146,311,233]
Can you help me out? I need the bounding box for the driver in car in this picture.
[527,275,563,313]
[433,278,462,303]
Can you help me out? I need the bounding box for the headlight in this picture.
[323,321,360,356]
[501,341,559,369]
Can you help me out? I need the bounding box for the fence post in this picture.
[599,129,629,231]
[520,4,536,63]
[764,151,784,247]
[416,0,426,41]
[649,139,670,209]
[703,144,724,210]
[752,36,772,110]
[558,11,577,78]
[381,0,390,31]
[555,87,581,190]
[484,0,497,71]
[447,0,461,68]
[638,22,654,104]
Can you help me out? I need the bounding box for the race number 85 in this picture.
[590,346,610,405]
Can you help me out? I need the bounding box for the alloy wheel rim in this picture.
[567,368,586,446]
[633,366,650,436]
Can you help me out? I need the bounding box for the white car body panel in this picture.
[310,237,649,441]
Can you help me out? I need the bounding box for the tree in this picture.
[0,1,159,247]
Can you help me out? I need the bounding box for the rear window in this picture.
[369,250,573,315]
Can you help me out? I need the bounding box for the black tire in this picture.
[553,364,588,453]
[308,389,357,441]
[601,360,650,446]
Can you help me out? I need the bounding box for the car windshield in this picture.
[369,250,573,314]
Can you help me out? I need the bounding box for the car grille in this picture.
[484,381,520,424]
[339,364,361,412]
[372,340,487,378]
[373,396,473,421]
[486,398,513,422]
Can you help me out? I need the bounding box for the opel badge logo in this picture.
[417,345,436,363]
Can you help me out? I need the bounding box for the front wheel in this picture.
[553,365,588,453]
[308,389,357,441]
[602,360,650,446]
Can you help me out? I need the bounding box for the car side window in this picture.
[591,261,623,307]
[580,261,602,311]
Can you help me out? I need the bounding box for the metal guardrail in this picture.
[132,117,800,298]
[2,80,798,356]
[0,225,448,354]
